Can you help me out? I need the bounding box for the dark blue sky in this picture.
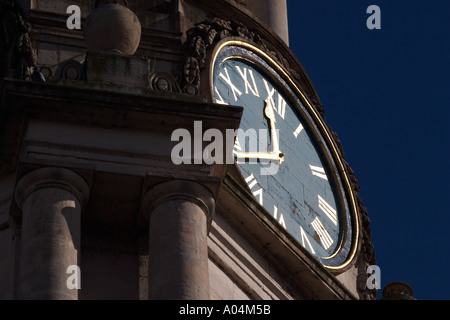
[287,0,450,300]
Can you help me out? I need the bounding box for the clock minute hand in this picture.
[264,99,284,163]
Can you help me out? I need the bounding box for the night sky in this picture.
[286,0,450,300]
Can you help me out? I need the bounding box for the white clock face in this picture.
[212,43,355,268]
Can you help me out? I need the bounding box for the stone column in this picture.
[142,180,215,300]
[247,0,289,45]
[15,168,89,300]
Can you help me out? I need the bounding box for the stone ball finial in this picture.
[95,0,129,8]
[83,3,141,55]
[381,282,416,300]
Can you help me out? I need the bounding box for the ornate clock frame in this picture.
[179,17,376,298]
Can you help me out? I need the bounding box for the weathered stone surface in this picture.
[84,3,142,55]
[247,0,289,45]
[15,168,89,300]
[85,50,151,88]
[143,180,215,300]
[381,282,416,300]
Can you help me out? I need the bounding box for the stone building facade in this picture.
[0,0,379,299]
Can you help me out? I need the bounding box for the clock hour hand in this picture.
[264,99,284,162]
[234,151,284,162]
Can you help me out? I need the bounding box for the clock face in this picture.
[211,43,355,268]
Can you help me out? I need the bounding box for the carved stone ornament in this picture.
[180,17,377,298]
[180,17,327,120]
[55,59,86,81]
[357,269,377,300]
[381,282,416,300]
[148,72,181,93]
[179,17,302,97]
[0,0,37,81]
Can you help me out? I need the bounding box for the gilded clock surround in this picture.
[209,40,358,270]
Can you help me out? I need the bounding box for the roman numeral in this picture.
[311,217,334,250]
[277,95,286,119]
[310,165,328,180]
[273,205,286,229]
[299,226,316,254]
[236,66,260,97]
[233,137,242,163]
[293,123,304,138]
[214,86,228,105]
[245,173,263,206]
[262,79,285,119]
[219,67,242,101]
[263,78,275,106]
[318,195,337,226]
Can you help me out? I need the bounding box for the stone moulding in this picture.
[55,59,86,81]
[180,16,376,299]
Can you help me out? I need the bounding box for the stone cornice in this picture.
[0,78,243,178]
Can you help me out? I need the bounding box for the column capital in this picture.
[141,179,216,226]
[15,167,90,210]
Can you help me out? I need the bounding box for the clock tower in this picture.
[0,0,377,299]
